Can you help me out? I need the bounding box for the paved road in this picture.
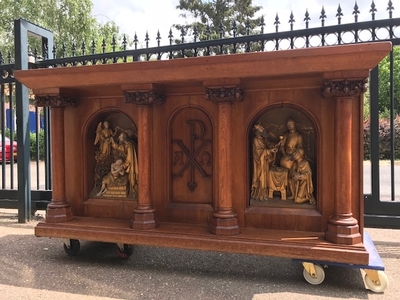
[363,161,400,200]
[0,209,399,300]
[0,161,48,190]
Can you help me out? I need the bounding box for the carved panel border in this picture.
[35,95,78,108]
[204,87,244,103]
[322,79,367,98]
[123,90,165,105]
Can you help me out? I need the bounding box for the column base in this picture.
[210,216,240,236]
[130,212,158,229]
[45,202,73,223]
[325,216,362,245]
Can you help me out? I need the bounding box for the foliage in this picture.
[378,46,400,115]
[174,0,262,42]
[2,129,44,160]
[3,128,16,141]
[0,0,128,58]
[363,90,370,120]
[363,46,399,121]
[29,130,45,160]
[364,115,400,160]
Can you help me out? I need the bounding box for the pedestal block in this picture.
[45,204,73,223]
[131,212,159,230]
[210,215,240,236]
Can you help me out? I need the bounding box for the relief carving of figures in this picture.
[251,115,315,205]
[251,124,278,201]
[288,149,315,205]
[94,121,116,161]
[279,118,304,171]
[111,132,138,197]
[93,119,138,198]
[97,158,127,197]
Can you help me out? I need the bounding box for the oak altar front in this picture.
[15,42,391,265]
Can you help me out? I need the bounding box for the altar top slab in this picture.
[15,42,391,92]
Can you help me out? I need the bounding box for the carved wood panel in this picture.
[250,106,317,208]
[170,108,213,204]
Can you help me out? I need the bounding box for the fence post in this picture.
[14,19,54,222]
[14,19,31,222]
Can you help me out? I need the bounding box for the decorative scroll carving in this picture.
[172,119,211,191]
[123,90,165,105]
[204,86,244,103]
[35,95,78,108]
[322,79,367,98]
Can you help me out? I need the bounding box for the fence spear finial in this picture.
[304,9,311,29]
[370,0,377,21]
[353,1,360,22]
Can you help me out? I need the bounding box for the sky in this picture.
[91,0,395,46]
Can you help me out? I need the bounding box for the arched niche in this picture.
[169,107,213,205]
[85,110,138,199]
[249,105,317,208]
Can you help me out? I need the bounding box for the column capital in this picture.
[322,79,367,98]
[35,94,78,108]
[204,86,244,104]
[123,90,165,105]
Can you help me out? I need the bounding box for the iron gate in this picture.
[0,20,52,222]
[1,1,399,226]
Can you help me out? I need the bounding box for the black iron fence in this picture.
[0,1,399,226]
[0,20,53,221]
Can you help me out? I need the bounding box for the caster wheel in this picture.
[63,239,80,256]
[364,270,389,293]
[303,264,325,285]
[116,244,133,259]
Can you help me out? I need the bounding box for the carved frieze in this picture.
[204,87,244,103]
[322,79,367,98]
[35,95,78,108]
[123,90,165,105]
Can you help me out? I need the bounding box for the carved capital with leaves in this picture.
[322,79,367,98]
[35,95,78,108]
[204,87,244,104]
[123,90,165,105]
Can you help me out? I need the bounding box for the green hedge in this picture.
[3,129,45,160]
[364,115,400,160]
[29,130,45,160]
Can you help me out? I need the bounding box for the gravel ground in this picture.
[0,209,399,300]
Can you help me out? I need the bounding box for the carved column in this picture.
[322,79,366,245]
[35,94,78,223]
[205,86,243,235]
[123,90,164,229]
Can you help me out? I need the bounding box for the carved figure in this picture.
[97,158,126,196]
[279,118,304,171]
[94,121,115,161]
[268,166,289,200]
[111,132,138,196]
[251,115,315,203]
[251,124,278,201]
[288,149,315,204]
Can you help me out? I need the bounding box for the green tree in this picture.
[378,46,400,116]
[174,0,262,41]
[0,0,127,59]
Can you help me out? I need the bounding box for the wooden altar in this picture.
[15,42,391,268]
